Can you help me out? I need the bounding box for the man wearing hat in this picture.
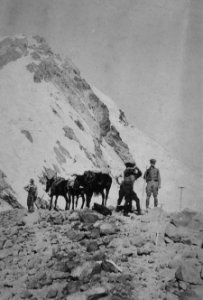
[24,178,38,212]
[144,159,161,209]
[116,161,142,215]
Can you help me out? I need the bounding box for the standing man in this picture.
[144,159,161,209]
[116,161,142,216]
[24,178,38,212]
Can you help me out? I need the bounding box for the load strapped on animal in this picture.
[45,170,112,210]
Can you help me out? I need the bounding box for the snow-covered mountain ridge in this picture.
[0,35,201,211]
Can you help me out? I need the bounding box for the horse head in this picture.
[73,174,85,189]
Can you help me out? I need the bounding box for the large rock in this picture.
[171,210,203,230]
[66,286,108,300]
[175,260,202,285]
[87,241,99,252]
[66,293,87,300]
[171,210,197,227]
[165,223,201,245]
[71,261,97,281]
[137,242,155,256]
[99,223,117,235]
[179,289,202,300]
[69,211,80,222]
[79,212,99,224]
[65,229,86,242]
[191,286,203,300]
[130,235,147,248]
[46,212,65,225]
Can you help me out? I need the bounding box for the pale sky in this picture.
[0,0,202,174]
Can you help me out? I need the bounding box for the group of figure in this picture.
[24,158,161,215]
[116,158,161,216]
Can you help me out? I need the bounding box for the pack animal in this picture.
[45,176,70,210]
[68,177,86,210]
[74,171,112,208]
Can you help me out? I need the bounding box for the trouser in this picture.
[27,195,35,212]
[146,181,159,208]
[117,185,141,214]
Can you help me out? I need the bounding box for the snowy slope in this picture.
[93,87,202,212]
[0,35,128,209]
[0,35,201,212]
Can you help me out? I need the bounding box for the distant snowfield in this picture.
[0,36,201,213]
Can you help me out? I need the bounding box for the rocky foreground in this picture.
[0,207,203,300]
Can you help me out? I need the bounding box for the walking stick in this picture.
[141,166,147,211]
[178,186,185,211]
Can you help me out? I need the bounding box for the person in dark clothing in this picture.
[116,162,142,215]
[144,159,161,209]
[24,178,38,212]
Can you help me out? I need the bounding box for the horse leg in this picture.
[81,193,85,209]
[65,193,70,210]
[72,194,75,210]
[105,187,110,206]
[75,194,79,209]
[101,190,105,206]
[49,195,53,210]
[86,192,93,208]
[54,196,58,211]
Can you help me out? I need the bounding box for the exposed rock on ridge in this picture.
[0,35,133,207]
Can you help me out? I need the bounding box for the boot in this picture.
[154,198,158,207]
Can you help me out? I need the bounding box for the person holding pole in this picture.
[144,159,161,210]
[116,161,142,216]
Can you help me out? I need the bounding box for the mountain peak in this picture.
[0,35,201,211]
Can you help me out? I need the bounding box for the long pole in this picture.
[141,166,147,210]
[178,186,185,211]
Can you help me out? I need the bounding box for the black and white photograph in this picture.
[0,0,202,299]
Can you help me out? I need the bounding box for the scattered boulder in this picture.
[86,286,108,299]
[65,229,86,242]
[92,203,112,216]
[20,290,33,299]
[175,260,202,285]
[91,250,106,261]
[71,261,96,280]
[69,211,80,222]
[168,254,182,269]
[87,241,99,252]
[46,212,65,225]
[137,242,155,256]
[171,210,197,227]
[165,223,194,245]
[79,212,99,224]
[66,286,108,299]
[130,235,146,248]
[66,292,87,300]
[179,289,202,300]
[47,288,58,298]
[99,223,117,235]
[101,259,122,273]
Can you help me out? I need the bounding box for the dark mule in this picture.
[66,176,86,210]
[74,171,112,208]
[69,180,86,210]
[45,176,70,210]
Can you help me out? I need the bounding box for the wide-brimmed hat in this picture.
[125,161,136,168]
